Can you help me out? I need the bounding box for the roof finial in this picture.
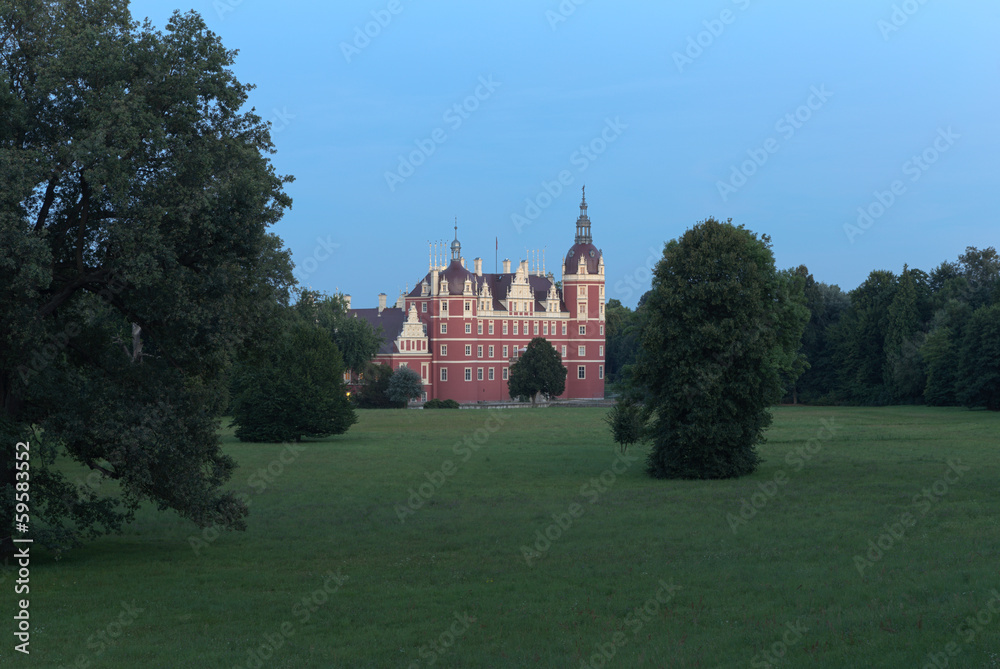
[582,184,586,206]
[450,219,461,262]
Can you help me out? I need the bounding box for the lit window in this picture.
[465,368,472,381]
[488,345,494,358]
[488,368,494,380]
[465,323,472,334]
[502,367,508,380]
[578,346,585,356]
[579,325,586,335]
[441,368,448,381]
[477,368,484,381]
[578,366,586,379]
[465,345,471,356]
[441,345,447,356]
[440,323,447,334]
[477,345,483,358]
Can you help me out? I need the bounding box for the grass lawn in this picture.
[5,406,1000,668]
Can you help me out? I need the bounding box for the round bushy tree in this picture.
[508,337,567,405]
[636,219,787,479]
[231,323,356,442]
[387,366,423,406]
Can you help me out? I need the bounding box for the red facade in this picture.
[349,191,605,403]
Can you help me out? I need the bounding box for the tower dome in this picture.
[564,186,602,275]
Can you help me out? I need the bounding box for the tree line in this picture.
[607,246,1000,410]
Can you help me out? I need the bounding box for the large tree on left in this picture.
[0,2,294,557]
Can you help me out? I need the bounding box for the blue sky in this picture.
[129,0,999,307]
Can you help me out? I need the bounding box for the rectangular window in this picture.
[578,346,586,356]
[561,345,567,357]
[579,304,586,314]
[513,323,519,336]
[440,323,447,334]
[465,345,472,356]
[488,322,494,335]
[599,365,604,380]
[442,301,448,312]
[579,325,586,335]
[477,368,484,381]
[502,367,508,380]
[422,364,428,381]
[399,362,407,369]
[488,368,494,381]
[543,323,548,335]
[477,345,483,358]
[422,391,427,402]
[465,301,471,312]
[533,323,539,335]
[422,302,427,313]
[599,345,604,357]
[440,345,447,356]
[503,345,509,358]
[488,345,494,358]
[465,368,472,382]
[579,285,586,296]
[503,321,508,335]
[562,323,567,335]
[600,324,604,336]
[465,323,472,334]
[478,322,483,335]
[441,367,448,381]
[578,366,586,379]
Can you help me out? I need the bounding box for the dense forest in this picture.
[606,246,1000,410]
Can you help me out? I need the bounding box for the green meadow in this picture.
[5,406,1000,668]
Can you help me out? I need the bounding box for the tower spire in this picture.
[575,185,592,244]
[450,218,461,261]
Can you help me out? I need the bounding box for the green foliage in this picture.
[423,399,460,409]
[507,337,568,405]
[231,321,356,442]
[772,267,811,399]
[355,363,402,409]
[294,289,384,373]
[635,218,789,479]
[0,3,293,555]
[604,400,648,454]
[387,366,423,406]
[957,304,1000,410]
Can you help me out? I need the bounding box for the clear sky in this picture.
[127,0,999,308]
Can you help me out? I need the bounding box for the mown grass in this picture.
[4,406,1000,668]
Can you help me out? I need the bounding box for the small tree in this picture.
[231,322,356,442]
[604,400,648,454]
[355,363,400,409]
[508,338,568,406]
[387,367,423,406]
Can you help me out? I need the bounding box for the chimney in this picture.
[431,269,439,296]
[503,258,511,273]
[344,294,351,310]
[474,257,482,276]
[378,293,387,314]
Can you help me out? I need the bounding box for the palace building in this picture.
[347,188,605,403]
